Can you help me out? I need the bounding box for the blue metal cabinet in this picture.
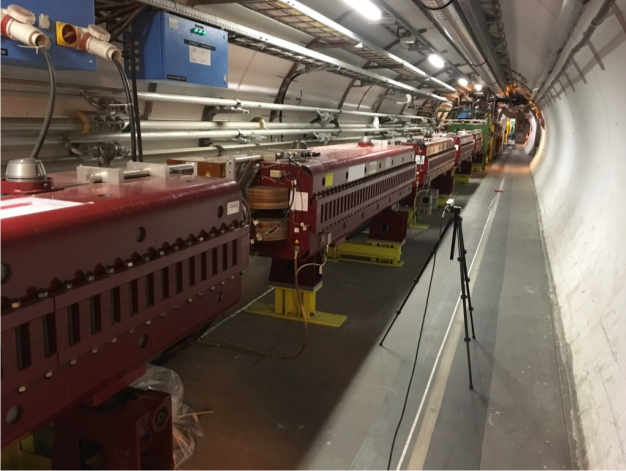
[130,11,228,88]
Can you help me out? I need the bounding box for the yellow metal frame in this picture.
[454,174,470,185]
[327,240,404,267]
[472,163,483,172]
[247,285,346,327]
[1,435,51,470]
[398,207,429,229]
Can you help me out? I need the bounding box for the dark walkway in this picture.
[165,146,574,470]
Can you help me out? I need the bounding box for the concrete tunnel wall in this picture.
[530,2,626,467]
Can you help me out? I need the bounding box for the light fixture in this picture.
[474,83,483,92]
[428,53,445,69]
[458,77,469,87]
[343,0,382,21]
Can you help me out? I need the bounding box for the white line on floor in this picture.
[200,287,274,338]
[395,175,506,470]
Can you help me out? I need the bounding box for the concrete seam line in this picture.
[395,169,506,470]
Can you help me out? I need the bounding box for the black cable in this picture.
[387,213,447,470]
[417,0,454,11]
[112,56,137,161]
[129,25,143,160]
[30,46,56,160]
[109,6,146,43]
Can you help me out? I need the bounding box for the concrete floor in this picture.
[164,146,575,470]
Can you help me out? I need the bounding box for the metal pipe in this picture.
[412,0,507,97]
[532,0,587,100]
[135,91,428,122]
[1,118,82,133]
[538,0,615,101]
[140,136,367,158]
[137,121,395,131]
[67,126,427,143]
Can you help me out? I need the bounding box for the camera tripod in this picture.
[379,204,476,389]
[449,205,476,389]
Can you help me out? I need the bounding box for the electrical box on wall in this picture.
[130,11,228,88]
[0,0,96,70]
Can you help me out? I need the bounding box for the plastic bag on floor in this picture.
[132,364,203,469]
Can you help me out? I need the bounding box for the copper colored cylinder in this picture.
[247,187,290,210]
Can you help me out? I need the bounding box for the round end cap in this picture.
[7,5,35,25]
[87,24,110,41]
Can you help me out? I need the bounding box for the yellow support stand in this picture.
[247,284,347,327]
[1,435,51,470]
[472,163,483,172]
[327,240,404,267]
[454,174,470,185]
[398,207,429,229]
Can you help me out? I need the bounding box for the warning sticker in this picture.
[189,45,211,66]
[205,170,212,177]
[0,197,83,220]
[227,200,240,215]
[324,172,333,187]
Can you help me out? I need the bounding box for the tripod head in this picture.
[444,198,462,215]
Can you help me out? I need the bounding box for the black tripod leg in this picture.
[450,215,458,260]
[456,218,474,389]
[458,218,476,339]
[379,216,454,347]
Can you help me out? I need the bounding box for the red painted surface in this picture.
[252,143,416,260]
[454,133,475,165]
[1,172,249,447]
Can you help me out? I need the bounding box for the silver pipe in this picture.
[415,0,507,97]
[140,136,365,158]
[135,91,428,122]
[537,0,614,102]
[67,126,426,144]
[137,120,411,131]
[532,0,587,100]
[1,117,82,133]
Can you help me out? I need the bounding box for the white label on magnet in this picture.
[348,164,366,182]
[227,200,240,215]
[189,45,211,66]
[385,157,392,169]
[369,161,377,174]
[168,16,179,29]
[292,191,309,212]
[0,197,83,219]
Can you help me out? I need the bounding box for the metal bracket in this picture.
[564,72,576,92]
[235,131,267,144]
[587,39,605,71]
[314,110,340,125]
[81,90,125,117]
[613,4,626,35]
[571,58,587,84]
[312,132,333,145]
[77,166,123,184]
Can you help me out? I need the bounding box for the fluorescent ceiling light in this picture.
[458,77,469,87]
[474,83,483,91]
[428,54,445,69]
[343,0,382,21]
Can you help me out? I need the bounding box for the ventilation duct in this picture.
[415,0,508,97]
